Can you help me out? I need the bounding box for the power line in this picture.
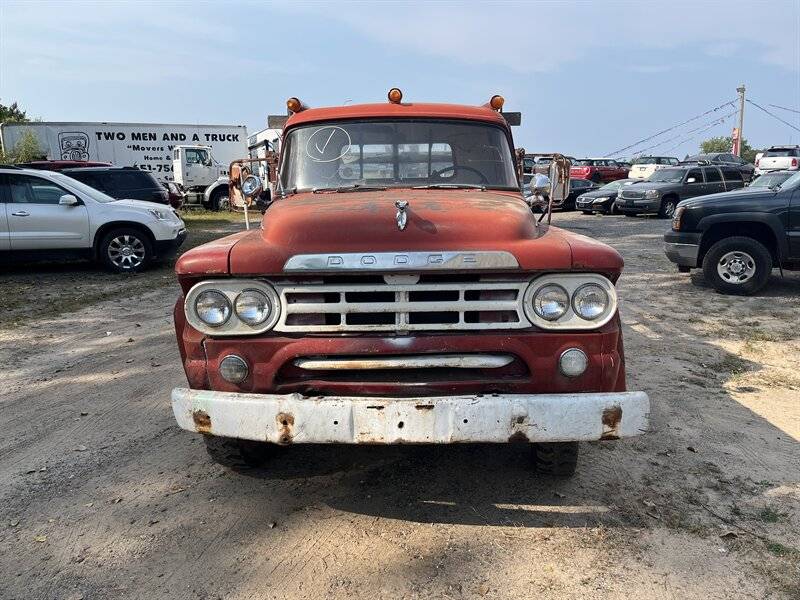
[660,114,735,155]
[768,103,800,115]
[746,99,800,133]
[630,110,737,157]
[604,99,737,157]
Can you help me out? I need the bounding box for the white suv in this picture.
[755,146,799,175]
[0,166,186,272]
[628,156,679,180]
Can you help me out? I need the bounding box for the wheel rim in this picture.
[663,200,676,217]
[217,195,230,210]
[717,250,756,284]
[108,234,146,269]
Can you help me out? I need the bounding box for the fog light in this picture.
[219,355,249,383]
[559,348,588,377]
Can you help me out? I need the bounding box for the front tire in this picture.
[531,442,578,477]
[99,227,152,273]
[702,236,772,295]
[210,186,230,212]
[658,197,677,219]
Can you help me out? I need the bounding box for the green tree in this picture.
[6,129,45,162]
[700,136,760,164]
[0,101,30,123]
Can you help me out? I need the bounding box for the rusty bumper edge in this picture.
[171,388,650,444]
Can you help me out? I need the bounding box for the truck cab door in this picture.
[6,173,90,250]
[183,148,214,188]
[702,167,725,194]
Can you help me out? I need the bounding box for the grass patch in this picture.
[758,507,783,524]
[766,542,798,557]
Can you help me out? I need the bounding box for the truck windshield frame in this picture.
[279,119,519,193]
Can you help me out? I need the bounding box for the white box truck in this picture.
[0,121,248,209]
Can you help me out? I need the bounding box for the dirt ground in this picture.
[1,211,798,600]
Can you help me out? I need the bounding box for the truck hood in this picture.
[679,187,776,208]
[177,190,623,277]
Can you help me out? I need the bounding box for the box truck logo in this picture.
[59,132,90,161]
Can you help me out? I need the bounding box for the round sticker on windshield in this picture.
[305,126,352,163]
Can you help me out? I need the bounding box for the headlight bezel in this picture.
[185,280,281,335]
[644,189,661,199]
[523,274,617,330]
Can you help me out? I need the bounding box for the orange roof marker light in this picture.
[387,88,403,104]
[487,95,505,111]
[286,97,309,114]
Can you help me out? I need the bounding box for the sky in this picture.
[2,0,800,159]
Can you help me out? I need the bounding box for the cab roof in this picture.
[284,102,509,129]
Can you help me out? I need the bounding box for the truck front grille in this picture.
[273,276,530,333]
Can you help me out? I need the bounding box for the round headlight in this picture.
[219,355,249,383]
[194,290,231,327]
[234,289,271,326]
[242,175,262,197]
[533,284,569,321]
[572,284,609,320]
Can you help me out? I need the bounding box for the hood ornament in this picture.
[395,200,408,231]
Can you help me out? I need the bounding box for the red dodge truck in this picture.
[170,91,649,476]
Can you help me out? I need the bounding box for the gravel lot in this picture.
[1,211,798,599]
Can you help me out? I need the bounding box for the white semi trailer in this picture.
[0,121,247,209]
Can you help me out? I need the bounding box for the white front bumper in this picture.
[171,388,650,444]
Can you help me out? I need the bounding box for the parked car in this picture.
[576,179,639,214]
[664,171,800,295]
[556,178,599,211]
[62,166,170,206]
[680,152,755,182]
[570,159,628,183]
[525,154,575,176]
[755,145,799,175]
[627,156,679,180]
[17,160,112,171]
[162,181,184,209]
[615,164,745,218]
[0,166,186,272]
[747,170,795,190]
[616,160,632,171]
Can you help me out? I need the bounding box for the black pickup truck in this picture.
[664,171,800,294]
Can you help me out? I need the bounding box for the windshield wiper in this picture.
[312,184,387,193]
[412,183,486,190]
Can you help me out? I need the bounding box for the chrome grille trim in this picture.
[283,251,519,272]
[273,279,530,333]
[293,354,515,370]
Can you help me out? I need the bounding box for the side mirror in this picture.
[531,173,550,194]
[548,155,570,204]
[59,194,79,206]
[686,177,697,183]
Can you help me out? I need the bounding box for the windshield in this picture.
[764,149,798,157]
[599,180,626,191]
[750,173,793,188]
[648,169,685,183]
[572,159,592,166]
[777,171,800,190]
[52,171,116,203]
[279,120,518,192]
[632,157,657,165]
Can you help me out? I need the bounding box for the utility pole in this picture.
[736,84,746,156]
